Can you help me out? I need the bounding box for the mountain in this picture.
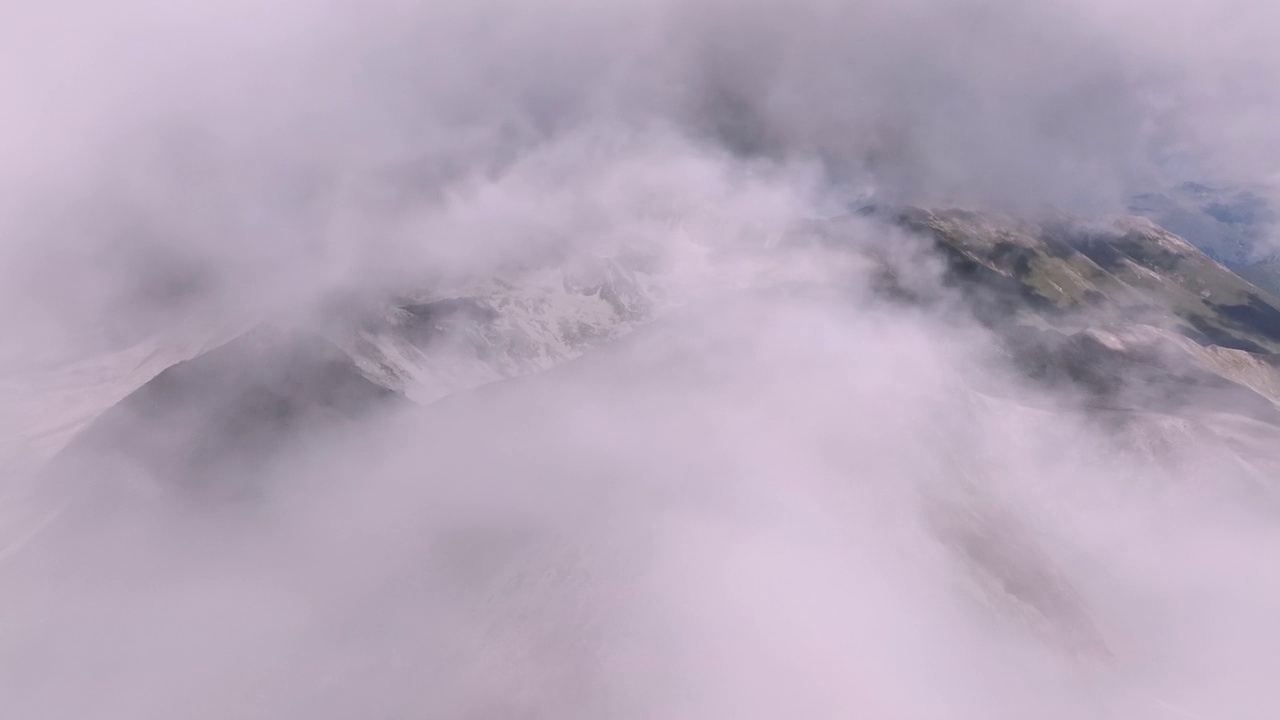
[897,208,1280,349]
[1128,181,1276,267]
[1125,181,1280,297]
[44,325,401,504]
[1237,256,1280,298]
[0,256,673,536]
[9,208,1280,717]
[325,255,662,405]
[901,207,1280,384]
[884,207,1280,492]
[23,207,1280,502]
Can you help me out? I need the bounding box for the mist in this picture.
[3,0,1280,718]
[4,0,1280,354]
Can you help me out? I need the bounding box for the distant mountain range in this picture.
[1128,181,1280,296]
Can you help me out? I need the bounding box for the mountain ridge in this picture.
[19,206,1280,508]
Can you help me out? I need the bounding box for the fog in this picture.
[4,0,1280,354]
[2,0,1280,718]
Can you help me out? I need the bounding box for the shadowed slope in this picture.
[45,325,400,502]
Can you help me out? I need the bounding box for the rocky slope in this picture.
[891,207,1280,498]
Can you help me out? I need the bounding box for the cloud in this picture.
[5,0,1280,717]
[5,0,1280,357]
[13,254,1280,717]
